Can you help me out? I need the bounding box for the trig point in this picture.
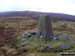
[37,15,53,41]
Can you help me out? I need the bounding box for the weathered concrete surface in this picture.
[37,15,53,41]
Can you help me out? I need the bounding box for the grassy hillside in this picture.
[0,18,75,56]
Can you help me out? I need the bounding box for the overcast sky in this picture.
[0,0,75,15]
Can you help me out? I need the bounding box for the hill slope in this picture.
[0,11,75,21]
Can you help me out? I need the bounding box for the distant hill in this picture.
[0,11,75,21]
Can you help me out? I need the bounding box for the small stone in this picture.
[68,41,72,43]
[40,36,43,38]
[27,34,32,37]
[22,34,25,38]
[31,31,36,35]
[46,46,56,49]
[58,34,73,40]
[58,44,69,49]
[53,37,59,40]
[40,47,44,50]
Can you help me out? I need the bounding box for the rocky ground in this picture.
[0,19,75,56]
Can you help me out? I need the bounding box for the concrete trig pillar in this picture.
[37,15,53,41]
